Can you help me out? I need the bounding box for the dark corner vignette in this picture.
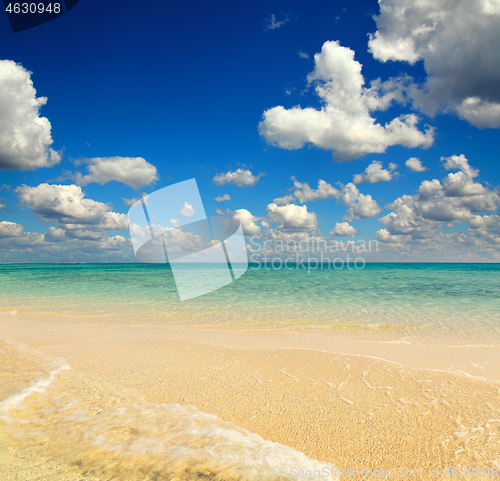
[3,0,78,32]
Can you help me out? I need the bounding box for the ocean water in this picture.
[1,263,499,344]
[1,263,500,479]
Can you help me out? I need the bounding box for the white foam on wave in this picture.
[72,400,337,480]
[0,361,70,422]
[1,340,338,480]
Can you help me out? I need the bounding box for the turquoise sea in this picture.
[1,262,499,345]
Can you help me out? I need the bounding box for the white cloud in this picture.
[299,51,309,59]
[378,155,499,247]
[274,177,340,206]
[213,169,264,187]
[273,176,382,222]
[0,220,132,263]
[65,229,106,241]
[368,0,500,128]
[178,201,194,217]
[353,160,397,184]
[158,229,220,260]
[440,154,490,197]
[329,222,360,236]
[0,221,24,238]
[215,193,231,202]
[343,194,383,222]
[468,214,500,234]
[15,183,128,233]
[337,182,383,222]
[259,41,434,161]
[44,226,66,242]
[76,157,158,190]
[336,182,358,206]
[266,203,318,231]
[405,157,428,173]
[455,98,500,129]
[0,60,61,171]
[0,221,45,248]
[374,222,500,262]
[233,208,262,236]
[264,14,289,30]
[258,230,327,250]
[215,208,262,237]
[123,197,139,207]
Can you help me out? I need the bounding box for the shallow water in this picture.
[1,263,499,345]
[0,339,337,480]
[1,338,500,480]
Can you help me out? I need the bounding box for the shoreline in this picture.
[1,315,500,381]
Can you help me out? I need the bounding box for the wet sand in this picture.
[1,315,500,478]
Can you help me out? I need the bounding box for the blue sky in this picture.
[1,0,499,262]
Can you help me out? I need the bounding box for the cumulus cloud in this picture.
[233,208,262,236]
[0,219,131,263]
[353,160,398,184]
[299,51,309,59]
[259,40,434,161]
[375,221,500,262]
[210,207,263,237]
[377,155,499,248]
[273,176,383,222]
[123,197,139,206]
[455,98,500,129]
[266,203,318,231]
[156,229,222,261]
[341,185,383,222]
[264,14,289,30]
[0,221,45,248]
[44,226,66,242]
[328,182,383,222]
[405,157,428,173]
[274,177,340,206]
[0,60,61,171]
[215,194,231,202]
[368,0,500,128]
[329,222,360,236]
[440,154,490,197]
[468,214,500,235]
[0,221,24,238]
[16,184,128,234]
[75,157,158,189]
[178,202,194,217]
[213,169,264,187]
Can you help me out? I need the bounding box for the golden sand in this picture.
[1,316,500,479]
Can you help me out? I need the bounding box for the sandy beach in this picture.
[1,314,500,479]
